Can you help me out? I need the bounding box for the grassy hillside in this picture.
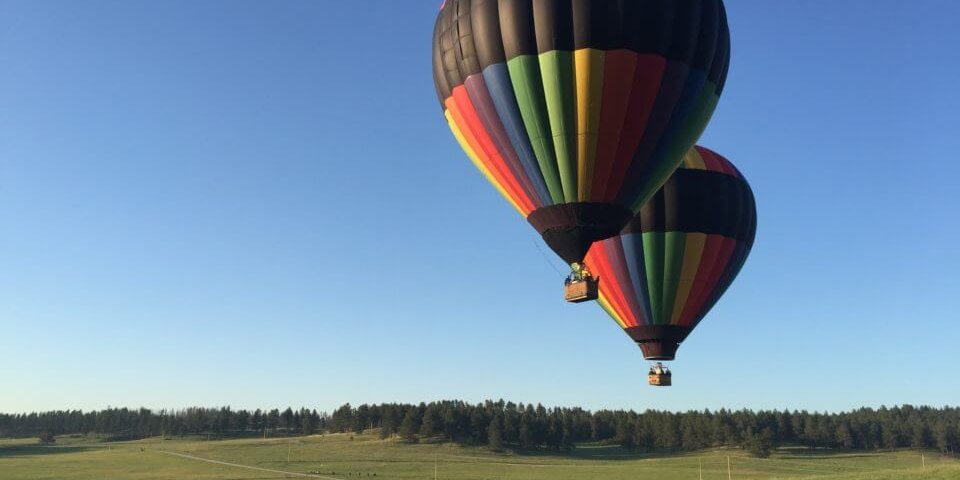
[1,433,958,480]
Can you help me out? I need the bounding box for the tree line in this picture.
[3,402,958,457]
[0,407,325,441]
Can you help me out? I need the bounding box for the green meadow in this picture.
[2,433,958,480]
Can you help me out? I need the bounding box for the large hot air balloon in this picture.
[584,146,756,385]
[432,0,731,300]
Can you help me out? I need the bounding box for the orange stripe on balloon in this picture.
[587,241,641,328]
[445,100,533,216]
[586,246,634,327]
[447,97,533,215]
[604,236,650,326]
[597,293,629,330]
[444,110,525,217]
[586,246,630,327]
[449,88,535,214]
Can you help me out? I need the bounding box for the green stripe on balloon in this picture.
[642,232,664,324]
[507,55,564,204]
[538,50,578,203]
[661,232,688,325]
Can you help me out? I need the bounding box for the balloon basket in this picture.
[564,276,599,303]
[648,372,672,386]
[647,363,672,387]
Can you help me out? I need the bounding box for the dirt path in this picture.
[154,449,339,479]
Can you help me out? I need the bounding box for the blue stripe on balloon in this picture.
[482,63,553,206]
[620,233,654,326]
[464,74,544,207]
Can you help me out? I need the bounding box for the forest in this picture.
[3,402,958,458]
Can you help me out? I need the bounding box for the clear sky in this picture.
[1,1,958,414]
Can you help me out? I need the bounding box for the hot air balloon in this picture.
[432,0,731,301]
[584,146,756,386]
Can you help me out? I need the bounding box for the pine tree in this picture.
[302,408,316,435]
[443,406,461,441]
[469,407,489,445]
[235,410,250,433]
[502,409,518,444]
[836,421,854,449]
[487,415,504,451]
[379,420,392,439]
[420,405,440,438]
[267,409,281,433]
[330,404,352,433]
[354,405,370,434]
[745,427,774,458]
[545,413,562,450]
[561,413,575,451]
[380,406,396,439]
[398,409,418,443]
[519,413,533,449]
[615,417,635,451]
[881,423,900,449]
[252,409,264,433]
[911,421,932,449]
[934,419,958,453]
[281,408,294,432]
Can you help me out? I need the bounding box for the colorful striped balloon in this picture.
[585,146,756,360]
[432,0,731,266]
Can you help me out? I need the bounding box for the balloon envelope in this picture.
[585,146,756,360]
[433,0,731,265]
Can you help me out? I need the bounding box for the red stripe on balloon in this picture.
[588,240,641,328]
[590,50,637,202]
[698,147,723,173]
[596,55,666,202]
[463,74,544,207]
[676,234,724,326]
[448,88,535,214]
[587,243,635,327]
[697,146,740,178]
[607,237,649,327]
[680,236,737,327]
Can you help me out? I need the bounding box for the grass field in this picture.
[2,433,958,480]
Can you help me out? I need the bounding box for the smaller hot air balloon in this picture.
[584,146,756,386]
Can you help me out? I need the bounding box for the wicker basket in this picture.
[648,373,672,387]
[564,277,599,303]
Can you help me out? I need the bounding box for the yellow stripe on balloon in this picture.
[445,111,525,217]
[574,48,605,201]
[682,146,707,170]
[598,292,630,330]
[669,232,707,325]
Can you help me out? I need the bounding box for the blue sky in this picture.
[1,1,958,414]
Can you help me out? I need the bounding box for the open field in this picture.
[2,433,958,480]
